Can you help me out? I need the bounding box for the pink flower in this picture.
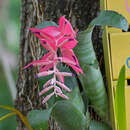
[29,16,83,74]
[24,16,83,104]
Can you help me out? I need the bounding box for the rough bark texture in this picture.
[16,0,105,129]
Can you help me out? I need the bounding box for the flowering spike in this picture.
[24,16,83,104]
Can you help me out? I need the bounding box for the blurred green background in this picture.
[0,0,20,129]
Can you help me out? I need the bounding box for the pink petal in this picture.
[30,28,55,41]
[57,93,69,100]
[55,86,63,94]
[68,64,83,74]
[57,57,76,65]
[40,64,54,72]
[58,16,76,38]
[39,86,54,96]
[29,28,43,39]
[57,37,78,49]
[30,28,57,51]
[40,39,50,50]
[37,70,54,77]
[40,39,57,52]
[42,92,55,104]
[23,60,53,70]
[56,69,64,83]
[43,79,52,88]
[40,26,60,39]
[41,51,54,60]
[60,48,83,74]
[40,52,55,72]
[56,81,71,92]
[55,72,74,77]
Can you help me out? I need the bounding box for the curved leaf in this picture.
[51,100,87,130]
[67,86,85,113]
[91,10,128,31]
[0,105,33,130]
[74,10,128,120]
[0,112,16,122]
[115,65,126,130]
[27,109,52,130]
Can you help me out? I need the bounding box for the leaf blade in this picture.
[51,100,87,130]
[0,105,33,130]
[115,65,126,130]
[27,109,52,130]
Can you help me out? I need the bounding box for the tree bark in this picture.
[16,0,104,129]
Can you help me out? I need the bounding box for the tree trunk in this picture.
[16,0,104,129]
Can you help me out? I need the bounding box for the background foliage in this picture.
[0,0,20,129]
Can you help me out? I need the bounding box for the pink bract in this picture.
[24,16,83,104]
[29,16,82,74]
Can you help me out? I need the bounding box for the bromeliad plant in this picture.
[24,16,83,104]
[0,10,128,130]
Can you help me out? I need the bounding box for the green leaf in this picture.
[74,10,128,121]
[91,10,128,31]
[89,120,112,130]
[85,110,90,128]
[35,21,58,29]
[81,91,89,111]
[0,112,16,122]
[27,108,52,130]
[51,100,87,130]
[67,87,85,113]
[115,65,126,130]
[0,105,33,130]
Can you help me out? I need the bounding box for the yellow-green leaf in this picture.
[115,65,126,130]
[0,105,33,130]
[0,112,16,122]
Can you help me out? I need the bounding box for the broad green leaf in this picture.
[89,120,112,130]
[35,21,58,29]
[27,109,52,130]
[91,10,128,31]
[0,105,33,130]
[74,10,128,121]
[67,87,85,113]
[51,100,87,130]
[115,65,126,130]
